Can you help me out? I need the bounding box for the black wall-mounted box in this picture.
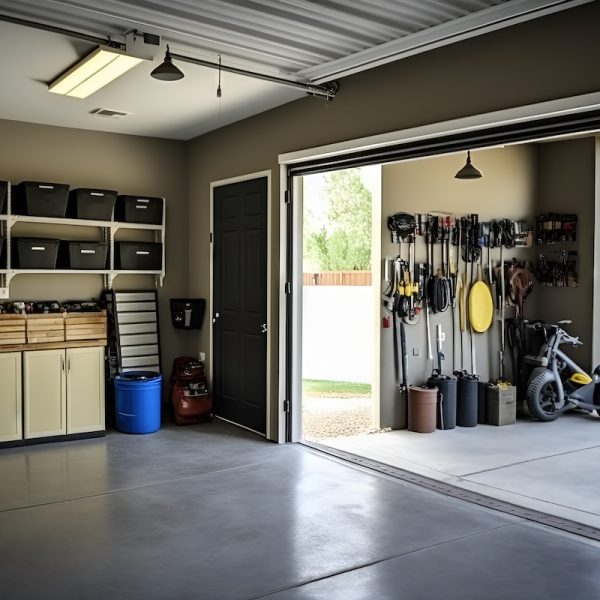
[115,242,162,270]
[68,189,117,221]
[59,241,108,270]
[116,195,163,225]
[13,181,70,218]
[170,298,206,330]
[13,237,60,269]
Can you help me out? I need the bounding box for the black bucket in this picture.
[477,382,488,424]
[426,371,457,430]
[456,375,478,427]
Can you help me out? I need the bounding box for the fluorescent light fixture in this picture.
[49,47,144,99]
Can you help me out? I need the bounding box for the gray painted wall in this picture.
[536,137,596,370]
[186,2,600,438]
[380,145,539,428]
[0,119,191,381]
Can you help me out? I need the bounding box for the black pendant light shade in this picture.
[455,150,483,179]
[151,45,184,81]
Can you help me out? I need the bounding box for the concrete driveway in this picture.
[322,412,600,528]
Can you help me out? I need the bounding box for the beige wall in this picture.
[536,137,597,369]
[381,145,539,428]
[187,2,600,438]
[0,119,190,379]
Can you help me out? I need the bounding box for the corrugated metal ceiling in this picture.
[0,0,511,77]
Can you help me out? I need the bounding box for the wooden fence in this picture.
[303,270,372,286]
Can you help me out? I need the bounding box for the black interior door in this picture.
[213,177,268,434]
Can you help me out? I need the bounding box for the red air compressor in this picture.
[170,356,213,425]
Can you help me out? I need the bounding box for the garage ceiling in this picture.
[0,0,590,140]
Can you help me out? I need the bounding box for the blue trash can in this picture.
[115,371,162,434]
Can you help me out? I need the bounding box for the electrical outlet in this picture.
[199,351,206,362]
[412,347,419,357]
[0,288,8,299]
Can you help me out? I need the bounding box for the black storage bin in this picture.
[115,242,162,270]
[68,188,117,221]
[0,234,5,267]
[60,241,108,269]
[426,372,457,430]
[477,382,488,424]
[116,195,163,225]
[456,376,478,427]
[170,298,206,330]
[13,237,60,269]
[13,181,69,218]
[0,181,7,214]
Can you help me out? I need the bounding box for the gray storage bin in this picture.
[13,237,60,269]
[0,181,7,214]
[487,385,517,426]
[13,181,69,217]
[68,189,117,220]
[60,241,108,269]
[116,195,163,225]
[115,242,162,270]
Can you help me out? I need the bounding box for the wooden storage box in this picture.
[26,314,65,343]
[0,315,27,345]
[64,312,107,342]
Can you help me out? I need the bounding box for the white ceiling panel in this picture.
[0,0,590,139]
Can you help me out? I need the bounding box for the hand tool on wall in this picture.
[436,323,445,374]
[498,225,506,381]
[424,216,433,364]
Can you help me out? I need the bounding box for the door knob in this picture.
[213,312,220,323]
[260,323,267,333]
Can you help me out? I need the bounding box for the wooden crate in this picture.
[64,312,107,342]
[0,314,27,345]
[26,315,65,343]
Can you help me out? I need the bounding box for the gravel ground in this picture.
[302,395,377,441]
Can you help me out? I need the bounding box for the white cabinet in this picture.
[66,346,105,434]
[23,349,66,439]
[0,352,22,442]
[23,346,105,439]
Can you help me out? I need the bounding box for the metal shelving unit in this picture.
[0,182,166,296]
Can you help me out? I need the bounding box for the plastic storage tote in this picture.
[13,237,60,269]
[0,181,7,214]
[60,241,108,269]
[13,181,69,218]
[115,371,162,434]
[116,195,163,225]
[67,188,117,221]
[115,242,162,270]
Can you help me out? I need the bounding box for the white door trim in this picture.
[279,91,600,166]
[278,91,600,444]
[209,169,272,440]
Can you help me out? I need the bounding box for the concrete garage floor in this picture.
[323,412,600,529]
[1,421,600,599]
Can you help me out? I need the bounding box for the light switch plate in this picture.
[0,288,8,299]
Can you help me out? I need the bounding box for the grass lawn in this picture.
[303,379,372,397]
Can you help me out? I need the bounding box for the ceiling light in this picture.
[455,151,483,179]
[49,47,144,99]
[150,45,184,81]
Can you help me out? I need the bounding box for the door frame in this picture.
[279,91,600,443]
[210,170,272,439]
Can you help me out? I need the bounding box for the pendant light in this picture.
[150,44,184,81]
[455,151,483,179]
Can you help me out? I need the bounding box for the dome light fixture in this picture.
[455,150,483,179]
[150,45,184,81]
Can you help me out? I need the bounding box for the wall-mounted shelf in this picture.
[0,182,166,296]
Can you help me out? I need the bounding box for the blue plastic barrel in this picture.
[115,371,162,434]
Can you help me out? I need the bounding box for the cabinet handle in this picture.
[61,356,64,371]
[68,357,71,372]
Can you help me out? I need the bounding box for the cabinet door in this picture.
[24,349,66,439]
[0,352,23,442]
[66,346,105,434]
